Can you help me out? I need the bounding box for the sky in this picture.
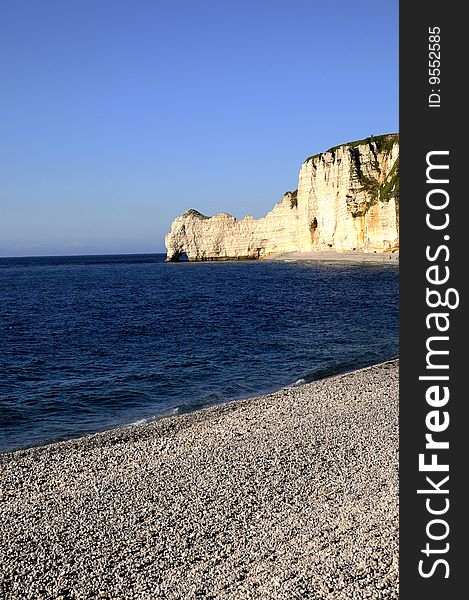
[0,0,398,257]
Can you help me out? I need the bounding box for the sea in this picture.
[0,253,399,453]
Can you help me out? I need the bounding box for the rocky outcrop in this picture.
[165,134,399,261]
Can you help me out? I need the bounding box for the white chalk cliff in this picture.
[165,134,399,261]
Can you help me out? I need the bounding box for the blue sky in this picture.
[0,0,398,256]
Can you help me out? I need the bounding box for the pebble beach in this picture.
[267,251,399,264]
[0,360,399,599]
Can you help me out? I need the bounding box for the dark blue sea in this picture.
[0,253,398,453]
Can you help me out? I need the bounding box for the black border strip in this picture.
[400,1,465,596]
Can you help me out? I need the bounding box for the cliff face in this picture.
[165,134,399,261]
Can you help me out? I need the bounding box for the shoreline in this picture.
[1,357,398,456]
[164,250,399,264]
[0,359,398,598]
[266,250,399,263]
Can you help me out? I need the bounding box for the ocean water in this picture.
[0,253,398,453]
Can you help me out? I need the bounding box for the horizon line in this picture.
[0,250,167,259]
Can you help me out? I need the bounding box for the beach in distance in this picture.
[267,250,399,264]
[0,359,398,599]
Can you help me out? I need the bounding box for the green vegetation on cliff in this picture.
[379,156,399,202]
[304,133,399,164]
[303,133,399,212]
[182,209,210,219]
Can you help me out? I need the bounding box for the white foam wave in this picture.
[292,378,306,387]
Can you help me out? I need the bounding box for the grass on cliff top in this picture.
[182,209,210,219]
[304,133,399,164]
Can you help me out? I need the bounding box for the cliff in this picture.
[165,134,399,261]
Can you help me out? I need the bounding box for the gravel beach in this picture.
[0,360,399,599]
[267,251,399,264]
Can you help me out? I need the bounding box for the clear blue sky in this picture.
[0,0,398,256]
